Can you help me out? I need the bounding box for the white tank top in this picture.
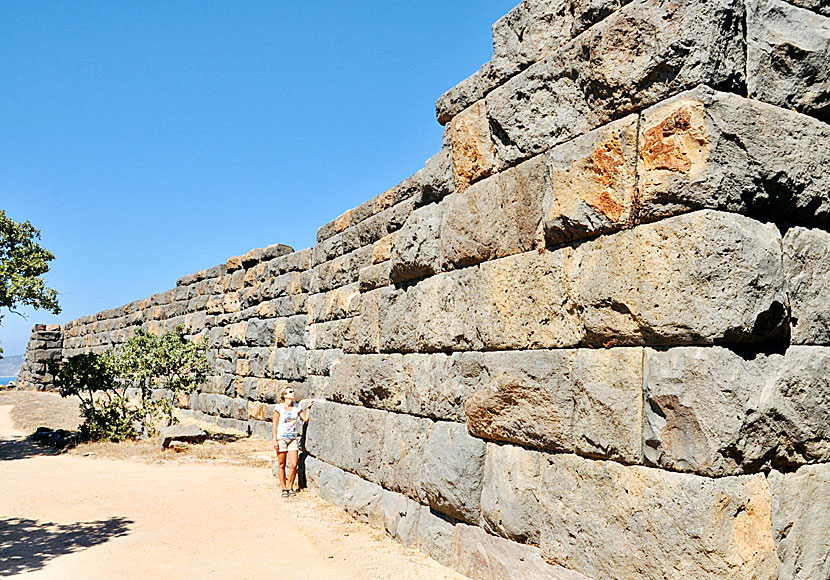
[276,403,301,440]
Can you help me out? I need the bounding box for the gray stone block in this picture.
[785,227,830,344]
[417,505,455,567]
[644,346,830,476]
[747,0,829,124]
[158,424,208,449]
[380,489,420,547]
[484,0,745,167]
[453,523,592,580]
[482,448,778,580]
[380,411,433,501]
[769,464,830,580]
[318,461,346,508]
[637,87,830,227]
[420,421,486,523]
[342,472,383,527]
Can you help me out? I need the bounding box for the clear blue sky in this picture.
[1,1,516,355]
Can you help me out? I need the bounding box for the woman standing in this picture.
[272,386,313,498]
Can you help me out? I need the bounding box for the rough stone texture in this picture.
[483,447,778,580]
[644,346,830,476]
[417,505,455,567]
[637,86,830,227]
[769,464,830,580]
[747,0,830,124]
[485,0,745,167]
[573,210,787,347]
[543,114,638,245]
[789,0,830,16]
[452,523,593,580]
[158,424,208,449]
[450,101,497,190]
[342,471,383,527]
[383,211,787,352]
[380,411,433,501]
[784,227,830,344]
[420,421,486,523]
[436,0,635,125]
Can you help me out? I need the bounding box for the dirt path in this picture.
[0,398,463,580]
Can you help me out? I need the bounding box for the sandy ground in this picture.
[0,392,464,580]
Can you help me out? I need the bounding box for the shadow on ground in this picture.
[0,516,133,576]
[0,437,57,461]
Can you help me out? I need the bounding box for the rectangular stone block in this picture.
[747,0,829,124]
[417,505,455,567]
[381,490,421,548]
[453,523,591,580]
[357,261,391,292]
[420,421,486,523]
[485,0,745,167]
[380,412,433,501]
[784,227,830,344]
[637,86,830,227]
[342,472,383,528]
[308,283,359,323]
[644,345,830,476]
[769,464,830,580]
[267,346,306,380]
[481,446,778,580]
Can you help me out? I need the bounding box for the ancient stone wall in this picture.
[15,324,62,391]
[18,0,830,577]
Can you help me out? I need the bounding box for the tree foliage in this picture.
[50,326,210,442]
[0,210,60,321]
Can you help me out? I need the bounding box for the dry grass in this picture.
[0,390,275,468]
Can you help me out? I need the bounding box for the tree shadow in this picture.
[0,516,133,576]
[0,437,58,461]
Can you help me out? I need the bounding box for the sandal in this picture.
[287,489,296,498]
[281,489,290,499]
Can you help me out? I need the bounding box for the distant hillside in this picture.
[0,354,23,377]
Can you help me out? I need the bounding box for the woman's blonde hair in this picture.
[280,385,295,402]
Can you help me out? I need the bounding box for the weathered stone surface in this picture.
[644,346,830,476]
[790,0,830,15]
[420,421,486,523]
[384,211,786,352]
[342,471,383,527]
[158,424,207,449]
[382,491,421,548]
[574,210,787,346]
[769,464,830,580]
[380,411,433,501]
[482,447,778,580]
[436,0,634,125]
[747,0,830,124]
[440,153,546,269]
[486,0,745,166]
[417,505,455,567]
[305,401,386,481]
[318,460,346,508]
[389,204,443,283]
[453,523,592,580]
[358,261,390,292]
[543,114,638,245]
[450,100,497,190]
[784,227,830,344]
[637,87,830,227]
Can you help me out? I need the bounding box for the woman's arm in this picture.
[299,400,314,422]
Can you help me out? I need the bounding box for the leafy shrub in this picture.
[51,326,210,441]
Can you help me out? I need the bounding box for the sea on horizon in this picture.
[0,377,16,386]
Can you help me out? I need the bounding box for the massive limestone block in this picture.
[481,447,778,580]
[637,86,830,227]
[342,471,383,528]
[436,0,634,125]
[784,227,830,344]
[305,401,386,480]
[789,0,830,16]
[485,0,745,167]
[644,346,830,476]
[747,0,830,124]
[388,204,443,284]
[453,523,592,580]
[574,210,787,346]
[417,505,455,567]
[543,114,638,245]
[380,412,433,501]
[381,490,421,548]
[450,100,497,189]
[769,464,830,580]
[420,421,486,523]
[382,211,786,352]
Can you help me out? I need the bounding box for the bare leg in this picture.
[286,450,299,491]
[277,451,288,491]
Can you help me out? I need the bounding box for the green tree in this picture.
[0,210,61,356]
[115,325,210,435]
